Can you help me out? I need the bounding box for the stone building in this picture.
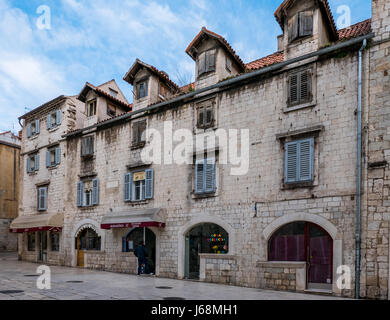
[0,131,20,251]
[14,0,390,299]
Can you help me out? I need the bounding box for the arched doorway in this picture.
[268,221,333,290]
[185,223,229,279]
[123,227,156,274]
[75,228,101,267]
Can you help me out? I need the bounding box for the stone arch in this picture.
[262,213,342,294]
[263,212,340,241]
[71,219,105,267]
[177,214,236,279]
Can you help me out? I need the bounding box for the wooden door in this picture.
[77,237,84,267]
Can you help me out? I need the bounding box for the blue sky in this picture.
[0,0,371,133]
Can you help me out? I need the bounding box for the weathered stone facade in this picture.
[15,0,390,300]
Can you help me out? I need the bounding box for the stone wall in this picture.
[200,254,238,285]
[0,219,17,251]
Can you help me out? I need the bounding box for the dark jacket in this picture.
[134,245,145,259]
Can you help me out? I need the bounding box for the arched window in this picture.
[77,228,101,251]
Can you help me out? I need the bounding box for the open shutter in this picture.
[42,187,47,211]
[132,123,139,145]
[124,173,132,201]
[285,141,299,183]
[194,159,205,194]
[46,150,51,168]
[34,154,39,171]
[55,146,61,165]
[77,181,84,207]
[145,80,149,97]
[27,123,32,138]
[299,138,314,182]
[27,157,31,173]
[56,109,62,125]
[198,52,206,76]
[300,11,313,37]
[145,169,154,199]
[288,73,299,105]
[299,69,312,103]
[92,178,99,205]
[35,119,40,134]
[289,14,299,43]
[47,114,52,129]
[207,50,216,72]
[139,120,147,143]
[205,158,216,193]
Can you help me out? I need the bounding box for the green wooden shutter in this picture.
[207,50,216,72]
[300,11,313,37]
[289,14,299,43]
[122,237,127,252]
[34,154,39,171]
[299,70,312,103]
[46,150,51,168]
[298,138,314,182]
[47,114,52,129]
[77,181,83,207]
[198,52,206,76]
[27,157,31,173]
[35,119,40,134]
[285,141,299,183]
[288,73,299,105]
[27,123,32,138]
[56,109,62,125]
[92,179,99,205]
[124,173,132,201]
[204,158,216,193]
[195,159,204,194]
[55,146,61,165]
[145,169,154,199]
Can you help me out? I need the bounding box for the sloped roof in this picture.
[123,59,180,91]
[246,51,285,71]
[274,0,338,41]
[77,82,132,110]
[186,27,246,72]
[338,19,371,41]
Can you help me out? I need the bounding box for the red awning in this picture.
[100,208,165,230]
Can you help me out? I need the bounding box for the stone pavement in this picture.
[0,252,346,300]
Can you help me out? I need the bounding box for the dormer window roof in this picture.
[274,0,338,41]
[123,59,180,93]
[185,27,246,72]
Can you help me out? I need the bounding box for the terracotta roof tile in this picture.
[246,51,285,71]
[338,19,372,40]
[84,82,132,110]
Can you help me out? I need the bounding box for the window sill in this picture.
[125,200,151,205]
[48,126,60,133]
[81,154,95,160]
[131,142,146,150]
[47,164,60,170]
[192,192,217,199]
[283,102,316,113]
[77,205,99,210]
[28,135,39,140]
[281,181,315,190]
[27,171,38,176]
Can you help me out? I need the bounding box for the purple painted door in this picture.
[307,224,333,284]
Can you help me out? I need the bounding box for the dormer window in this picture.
[86,100,96,117]
[225,57,232,73]
[288,11,313,43]
[198,49,216,77]
[137,79,149,99]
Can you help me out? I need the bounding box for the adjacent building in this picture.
[13,0,390,299]
[0,131,20,251]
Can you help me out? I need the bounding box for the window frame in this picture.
[124,169,154,202]
[132,119,147,147]
[287,68,313,107]
[136,79,149,99]
[288,10,314,43]
[194,157,216,195]
[37,186,48,211]
[77,179,99,207]
[81,135,94,157]
[46,145,61,168]
[27,153,39,173]
[197,49,217,78]
[86,100,97,117]
[50,232,60,251]
[196,100,215,130]
[47,109,62,130]
[27,233,35,251]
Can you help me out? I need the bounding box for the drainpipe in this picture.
[355,38,367,300]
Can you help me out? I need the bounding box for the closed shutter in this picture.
[288,73,299,105]
[285,141,298,183]
[27,123,32,138]
[92,178,99,205]
[198,107,204,127]
[300,11,313,37]
[132,123,139,145]
[35,119,40,134]
[47,114,52,129]
[145,168,154,199]
[55,146,61,165]
[81,138,86,156]
[124,173,132,201]
[56,109,62,125]
[299,138,314,181]
[42,187,47,211]
[195,159,205,194]
[88,137,94,154]
[34,154,39,171]
[139,120,146,143]
[145,80,149,97]
[46,150,51,168]
[27,157,31,173]
[77,181,84,207]
[299,70,312,103]
[204,158,216,193]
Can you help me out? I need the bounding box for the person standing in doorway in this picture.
[134,242,147,275]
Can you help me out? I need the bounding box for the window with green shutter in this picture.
[124,169,154,202]
[37,186,47,211]
[46,146,61,168]
[287,69,312,107]
[284,138,314,184]
[288,11,313,43]
[198,49,216,77]
[195,158,216,194]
